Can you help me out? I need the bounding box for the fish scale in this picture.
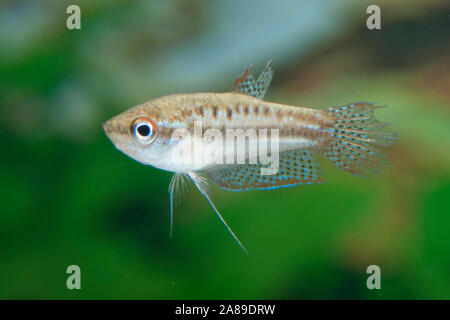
[157,93,327,149]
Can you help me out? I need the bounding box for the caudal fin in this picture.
[322,102,397,175]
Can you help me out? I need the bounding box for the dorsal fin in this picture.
[231,60,273,100]
[205,149,322,192]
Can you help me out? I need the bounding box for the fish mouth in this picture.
[102,120,116,144]
[102,122,121,152]
[102,119,128,149]
[102,119,114,135]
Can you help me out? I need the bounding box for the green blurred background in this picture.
[0,0,449,299]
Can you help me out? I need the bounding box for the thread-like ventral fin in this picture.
[188,172,248,254]
[231,60,273,100]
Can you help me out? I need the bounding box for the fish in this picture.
[103,61,397,254]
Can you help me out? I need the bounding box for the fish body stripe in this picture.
[149,92,329,144]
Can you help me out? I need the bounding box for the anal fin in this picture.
[206,149,322,192]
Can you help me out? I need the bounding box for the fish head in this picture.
[103,101,176,170]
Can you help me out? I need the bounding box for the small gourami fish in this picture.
[103,61,397,254]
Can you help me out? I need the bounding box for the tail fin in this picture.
[322,102,397,175]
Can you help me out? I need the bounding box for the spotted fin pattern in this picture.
[231,60,273,100]
[324,102,398,175]
[206,149,322,192]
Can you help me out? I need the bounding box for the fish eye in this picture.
[132,118,156,143]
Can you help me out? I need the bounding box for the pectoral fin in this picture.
[168,173,191,238]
